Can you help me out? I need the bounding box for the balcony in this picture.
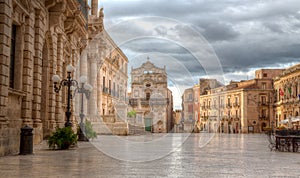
[141,99,149,106]
[102,87,111,95]
[259,116,269,120]
[201,106,206,110]
[233,103,240,107]
[129,99,138,106]
[226,104,232,108]
[258,101,269,106]
[149,98,169,105]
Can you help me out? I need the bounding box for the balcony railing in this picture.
[129,98,138,106]
[258,101,269,106]
[233,103,240,107]
[259,116,268,120]
[129,98,169,107]
[226,104,232,108]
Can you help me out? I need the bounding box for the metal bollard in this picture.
[19,125,33,155]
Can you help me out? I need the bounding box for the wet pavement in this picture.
[0,133,299,178]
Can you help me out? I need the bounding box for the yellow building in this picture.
[199,69,283,133]
[274,63,300,128]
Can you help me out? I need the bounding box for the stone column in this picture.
[97,70,102,116]
[21,12,35,126]
[80,50,88,115]
[91,0,98,16]
[47,30,58,130]
[55,34,65,128]
[32,9,46,143]
[0,0,12,156]
[89,57,98,117]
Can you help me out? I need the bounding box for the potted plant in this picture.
[48,127,77,150]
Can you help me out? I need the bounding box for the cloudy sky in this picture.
[96,0,300,109]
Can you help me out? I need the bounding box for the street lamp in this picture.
[52,64,76,127]
[75,75,93,141]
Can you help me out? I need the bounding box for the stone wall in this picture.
[0,0,90,156]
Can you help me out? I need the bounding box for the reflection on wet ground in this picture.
[0,133,299,178]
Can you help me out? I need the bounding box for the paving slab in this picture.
[0,133,299,178]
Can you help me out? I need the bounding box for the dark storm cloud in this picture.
[101,0,300,81]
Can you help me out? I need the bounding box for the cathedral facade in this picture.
[129,60,173,133]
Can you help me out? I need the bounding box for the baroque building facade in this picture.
[0,0,90,156]
[129,60,173,133]
[197,69,283,133]
[273,64,300,128]
[182,87,194,132]
[76,2,129,135]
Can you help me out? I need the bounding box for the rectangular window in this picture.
[227,97,231,106]
[263,73,267,77]
[261,96,266,104]
[261,109,267,117]
[146,92,150,100]
[262,83,266,89]
[188,93,193,101]
[109,80,111,94]
[188,104,193,112]
[9,24,17,88]
[102,76,105,88]
[113,82,115,96]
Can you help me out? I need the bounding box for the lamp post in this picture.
[76,75,93,141]
[52,64,77,127]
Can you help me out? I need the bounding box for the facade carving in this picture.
[129,60,173,133]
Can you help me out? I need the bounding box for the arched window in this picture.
[146,92,150,100]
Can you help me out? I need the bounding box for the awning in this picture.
[291,117,300,122]
[279,119,289,124]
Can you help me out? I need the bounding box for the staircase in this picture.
[128,124,147,135]
[91,114,128,136]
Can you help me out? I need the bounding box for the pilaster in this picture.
[47,29,58,130]
[55,33,65,127]
[21,11,35,126]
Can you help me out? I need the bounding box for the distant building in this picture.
[273,64,300,128]
[182,88,195,132]
[129,60,173,133]
[198,69,283,133]
[173,110,183,133]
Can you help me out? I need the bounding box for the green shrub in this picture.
[127,110,136,118]
[48,127,77,150]
[85,120,97,140]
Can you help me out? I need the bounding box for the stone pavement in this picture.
[0,133,299,178]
